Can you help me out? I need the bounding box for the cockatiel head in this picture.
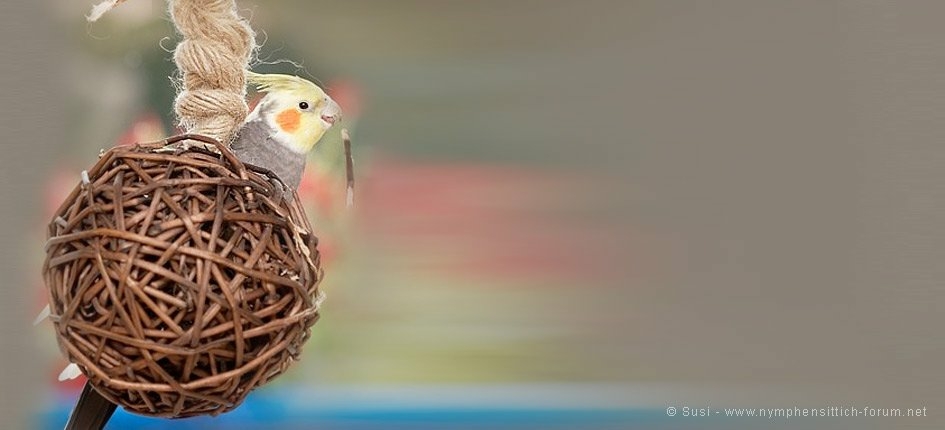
[231,72,342,193]
[246,71,342,153]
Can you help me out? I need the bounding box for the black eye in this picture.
[298,101,309,110]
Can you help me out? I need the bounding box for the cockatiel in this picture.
[231,71,342,195]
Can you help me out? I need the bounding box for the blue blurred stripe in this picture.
[37,385,824,429]
[38,384,654,429]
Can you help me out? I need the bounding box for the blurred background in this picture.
[1,0,944,429]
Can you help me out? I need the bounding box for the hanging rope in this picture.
[90,0,255,144]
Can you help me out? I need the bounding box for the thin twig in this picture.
[342,129,355,208]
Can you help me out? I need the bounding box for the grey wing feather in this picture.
[230,118,271,155]
[230,118,306,191]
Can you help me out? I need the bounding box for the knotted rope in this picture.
[90,0,255,143]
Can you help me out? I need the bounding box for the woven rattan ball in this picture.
[43,135,323,418]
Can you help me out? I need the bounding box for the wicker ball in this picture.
[43,135,323,418]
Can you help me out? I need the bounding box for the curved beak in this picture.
[320,98,342,126]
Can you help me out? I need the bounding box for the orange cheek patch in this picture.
[275,108,301,133]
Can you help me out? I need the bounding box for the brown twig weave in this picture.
[43,134,323,418]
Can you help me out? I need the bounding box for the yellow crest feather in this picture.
[246,71,321,94]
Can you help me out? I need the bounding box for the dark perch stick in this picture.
[65,381,117,430]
